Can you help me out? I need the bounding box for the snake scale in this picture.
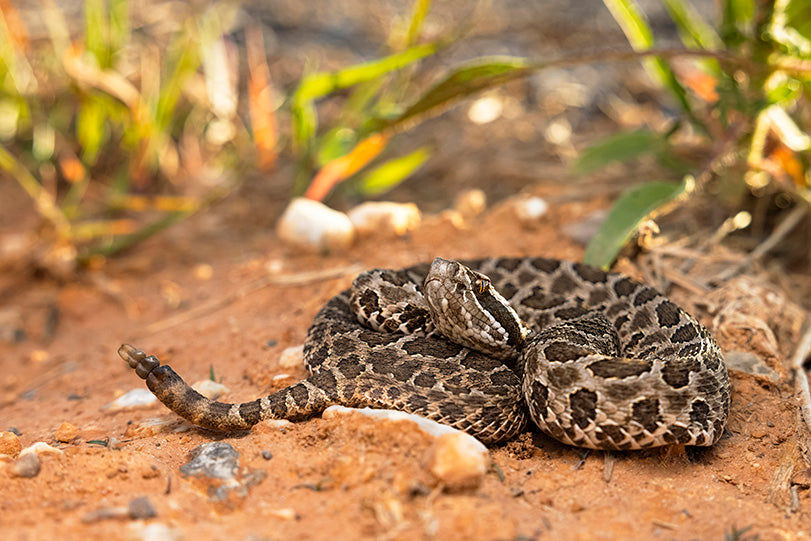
[119,256,730,450]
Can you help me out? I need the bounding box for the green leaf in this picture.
[357,146,431,196]
[573,130,666,175]
[584,180,686,269]
[373,56,532,131]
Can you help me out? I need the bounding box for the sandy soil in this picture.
[2,178,810,541]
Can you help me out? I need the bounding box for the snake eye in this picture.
[474,278,489,294]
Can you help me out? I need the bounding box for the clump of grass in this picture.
[3,0,808,275]
[575,0,811,268]
[0,1,268,272]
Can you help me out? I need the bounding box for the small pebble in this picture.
[278,345,304,369]
[179,442,239,480]
[426,432,488,489]
[105,389,158,410]
[7,427,22,436]
[347,201,421,237]
[191,379,230,400]
[130,522,182,541]
[261,450,273,460]
[561,209,607,245]
[276,197,355,252]
[11,451,41,478]
[21,441,63,456]
[54,422,79,442]
[268,508,297,521]
[124,418,176,438]
[513,196,549,226]
[128,496,157,519]
[0,430,22,457]
[454,189,487,219]
[725,350,780,382]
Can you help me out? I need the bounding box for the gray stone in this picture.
[11,452,41,478]
[179,442,239,480]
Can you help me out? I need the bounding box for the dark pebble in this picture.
[12,453,41,478]
[128,497,157,519]
[261,450,273,460]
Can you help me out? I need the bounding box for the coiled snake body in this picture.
[119,256,730,450]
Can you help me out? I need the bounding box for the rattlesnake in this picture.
[119,256,730,450]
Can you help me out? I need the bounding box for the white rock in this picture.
[347,201,421,237]
[124,418,177,438]
[453,189,487,219]
[276,198,355,252]
[105,388,158,410]
[268,508,297,521]
[20,441,64,456]
[278,345,304,369]
[426,432,489,488]
[129,522,183,541]
[513,196,549,226]
[323,406,487,454]
[191,379,230,400]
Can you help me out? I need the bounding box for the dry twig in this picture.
[712,206,807,284]
[791,316,811,435]
[142,264,363,336]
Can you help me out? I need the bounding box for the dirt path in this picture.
[1,187,810,540]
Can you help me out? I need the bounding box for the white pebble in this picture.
[323,406,487,452]
[20,442,64,456]
[276,197,355,252]
[426,432,489,488]
[129,522,182,541]
[268,508,297,521]
[453,189,487,219]
[347,201,421,237]
[191,379,230,400]
[278,345,304,369]
[105,389,157,410]
[513,196,549,226]
[468,95,504,125]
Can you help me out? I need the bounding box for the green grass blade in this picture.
[602,0,705,133]
[108,0,131,54]
[770,0,811,56]
[573,129,665,175]
[405,0,432,47]
[374,56,532,131]
[603,0,654,49]
[662,0,722,50]
[291,42,439,150]
[357,146,431,196]
[84,0,109,68]
[721,0,755,47]
[76,95,107,165]
[584,180,686,269]
[293,43,438,104]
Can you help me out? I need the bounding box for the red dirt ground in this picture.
[2,178,810,541]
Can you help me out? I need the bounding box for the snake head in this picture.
[424,257,527,359]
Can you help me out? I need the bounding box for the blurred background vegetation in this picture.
[0,0,809,274]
